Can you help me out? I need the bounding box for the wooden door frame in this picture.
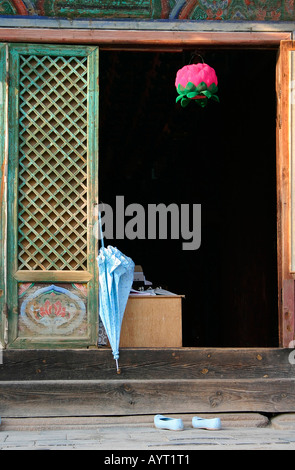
[0,28,292,348]
[277,40,295,347]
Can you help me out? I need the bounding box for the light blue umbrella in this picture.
[97,213,135,373]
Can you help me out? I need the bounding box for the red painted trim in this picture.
[11,0,28,15]
[179,0,197,19]
[161,0,170,19]
[36,0,45,16]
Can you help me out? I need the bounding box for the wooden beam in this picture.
[0,348,293,380]
[0,29,290,47]
[0,378,294,416]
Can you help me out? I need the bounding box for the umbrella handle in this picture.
[98,211,105,249]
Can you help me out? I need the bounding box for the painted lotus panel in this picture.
[18,282,88,336]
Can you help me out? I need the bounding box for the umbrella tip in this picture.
[115,358,121,374]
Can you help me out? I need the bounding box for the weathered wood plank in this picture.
[1,348,294,380]
[0,378,294,416]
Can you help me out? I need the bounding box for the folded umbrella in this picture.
[97,213,135,373]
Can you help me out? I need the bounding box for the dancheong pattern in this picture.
[0,0,294,20]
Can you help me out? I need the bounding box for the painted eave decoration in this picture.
[0,0,295,20]
[175,62,219,108]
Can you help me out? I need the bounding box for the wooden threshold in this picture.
[0,348,294,416]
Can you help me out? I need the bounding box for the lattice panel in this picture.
[17,54,88,271]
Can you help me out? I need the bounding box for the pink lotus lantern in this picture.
[175,63,219,108]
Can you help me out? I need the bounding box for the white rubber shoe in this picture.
[154,414,184,431]
[192,416,222,430]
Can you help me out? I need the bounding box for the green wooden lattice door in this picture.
[5,43,99,348]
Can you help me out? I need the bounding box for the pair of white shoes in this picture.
[154,414,221,431]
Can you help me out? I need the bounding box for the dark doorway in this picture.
[99,49,278,347]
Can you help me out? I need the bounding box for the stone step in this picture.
[0,413,269,431]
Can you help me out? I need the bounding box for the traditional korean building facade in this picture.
[0,0,295,416]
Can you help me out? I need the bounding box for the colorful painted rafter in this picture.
[0,0,294,21]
